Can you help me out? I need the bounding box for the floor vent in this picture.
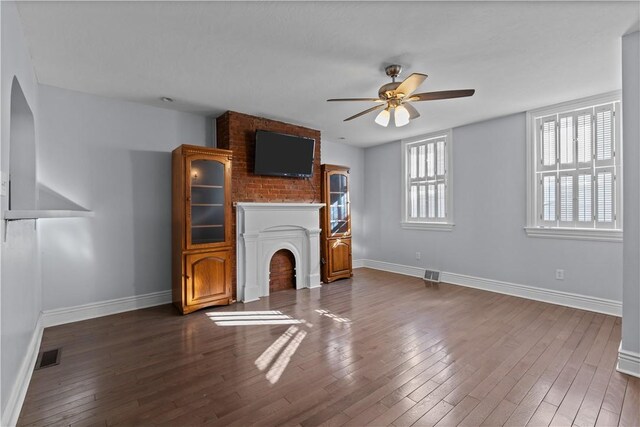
[424,269,441,284]
[35,348,61,370]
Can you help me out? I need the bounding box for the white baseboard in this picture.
[352,259,365,269]
[42,290,172,327]
[442,272,621,317]
[359,259,424,278]
[617,345,640,378]
[358,259,622,317]
[2,315,43,427]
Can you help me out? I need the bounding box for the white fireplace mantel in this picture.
[236,202,325,302]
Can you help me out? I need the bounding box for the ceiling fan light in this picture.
[375,108,391,127]
[395,105,410,127]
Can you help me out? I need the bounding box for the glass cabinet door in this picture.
[189,158,225,245]
[329,172,349,235]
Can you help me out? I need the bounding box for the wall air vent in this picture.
[423,269,441,284]
[35,348,61,370]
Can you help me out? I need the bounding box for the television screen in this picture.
[254,130,315,178]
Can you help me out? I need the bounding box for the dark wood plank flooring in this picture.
[18,268,640,426]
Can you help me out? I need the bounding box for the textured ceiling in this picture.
[16,1,640,147]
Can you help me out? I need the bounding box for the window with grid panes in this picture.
[526,93,621,240]
[402,130,453,230]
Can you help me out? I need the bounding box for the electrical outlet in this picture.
[415,252,421,260]
[555,269,564,280]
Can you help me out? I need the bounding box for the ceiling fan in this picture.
[327,64,475,127]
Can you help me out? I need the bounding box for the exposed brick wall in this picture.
[216,111,322,298]
[269,249,296,292]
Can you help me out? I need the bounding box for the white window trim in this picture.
[525,91,623,242]
[524,227,622,242]
[401,129,454,231]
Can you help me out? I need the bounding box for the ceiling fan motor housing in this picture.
[380,65,406,100]
[385,64,403,79]
[379,82,401,101]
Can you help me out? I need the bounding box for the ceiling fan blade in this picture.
[327,98,385,102]
[396,73,428,98]
[403,103,420,120]
[344,104,385,121]
[408,89,475,102]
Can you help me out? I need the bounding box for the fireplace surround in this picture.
[235,202,324,302]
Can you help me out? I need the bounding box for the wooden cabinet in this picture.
[184,250,231,307]
[320,164,352,283]
[172,145,233,314]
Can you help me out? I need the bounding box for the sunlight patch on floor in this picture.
[207,309,337,384]
[315,308,351,323]
[207,310,307,326]
[265,329,307,384]
[210,311,283,316]
[255,326,299,371]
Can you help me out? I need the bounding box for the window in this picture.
[401,130,453,230]
[526,92,622,241]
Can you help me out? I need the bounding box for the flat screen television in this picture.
[254,130,315,178]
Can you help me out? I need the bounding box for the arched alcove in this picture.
[269,249,296,293]
[9,77,37,210]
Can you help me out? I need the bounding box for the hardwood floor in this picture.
[18,268,639,426]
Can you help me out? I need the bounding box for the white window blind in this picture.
[596,109,613,161]
[542,174,556,223]
[531,96,621,234]
[559,115,574,165]
[559,174,573,223]
[542,118,557,168]
[402,131,452,228]
[576,111,592,164]
[577,174,592,223]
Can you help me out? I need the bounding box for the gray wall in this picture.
[622,31,640,357]
[37,85,209,310]
[321,139,366,261]
[37,88,369,311]
[0,1,42,420]
[364,113,623,301]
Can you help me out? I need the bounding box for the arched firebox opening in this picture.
[269,249,296,293]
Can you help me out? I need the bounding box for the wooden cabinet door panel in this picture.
[328,238,351,277]
[185,250,230,306]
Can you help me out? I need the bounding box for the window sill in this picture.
[524,227,622,242]
[401,222,454,231]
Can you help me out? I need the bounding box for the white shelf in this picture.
[4,210,94,220]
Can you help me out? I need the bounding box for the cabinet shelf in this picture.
[191,203,223,207]
[191,184,223,189]
[191,224,223,228]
